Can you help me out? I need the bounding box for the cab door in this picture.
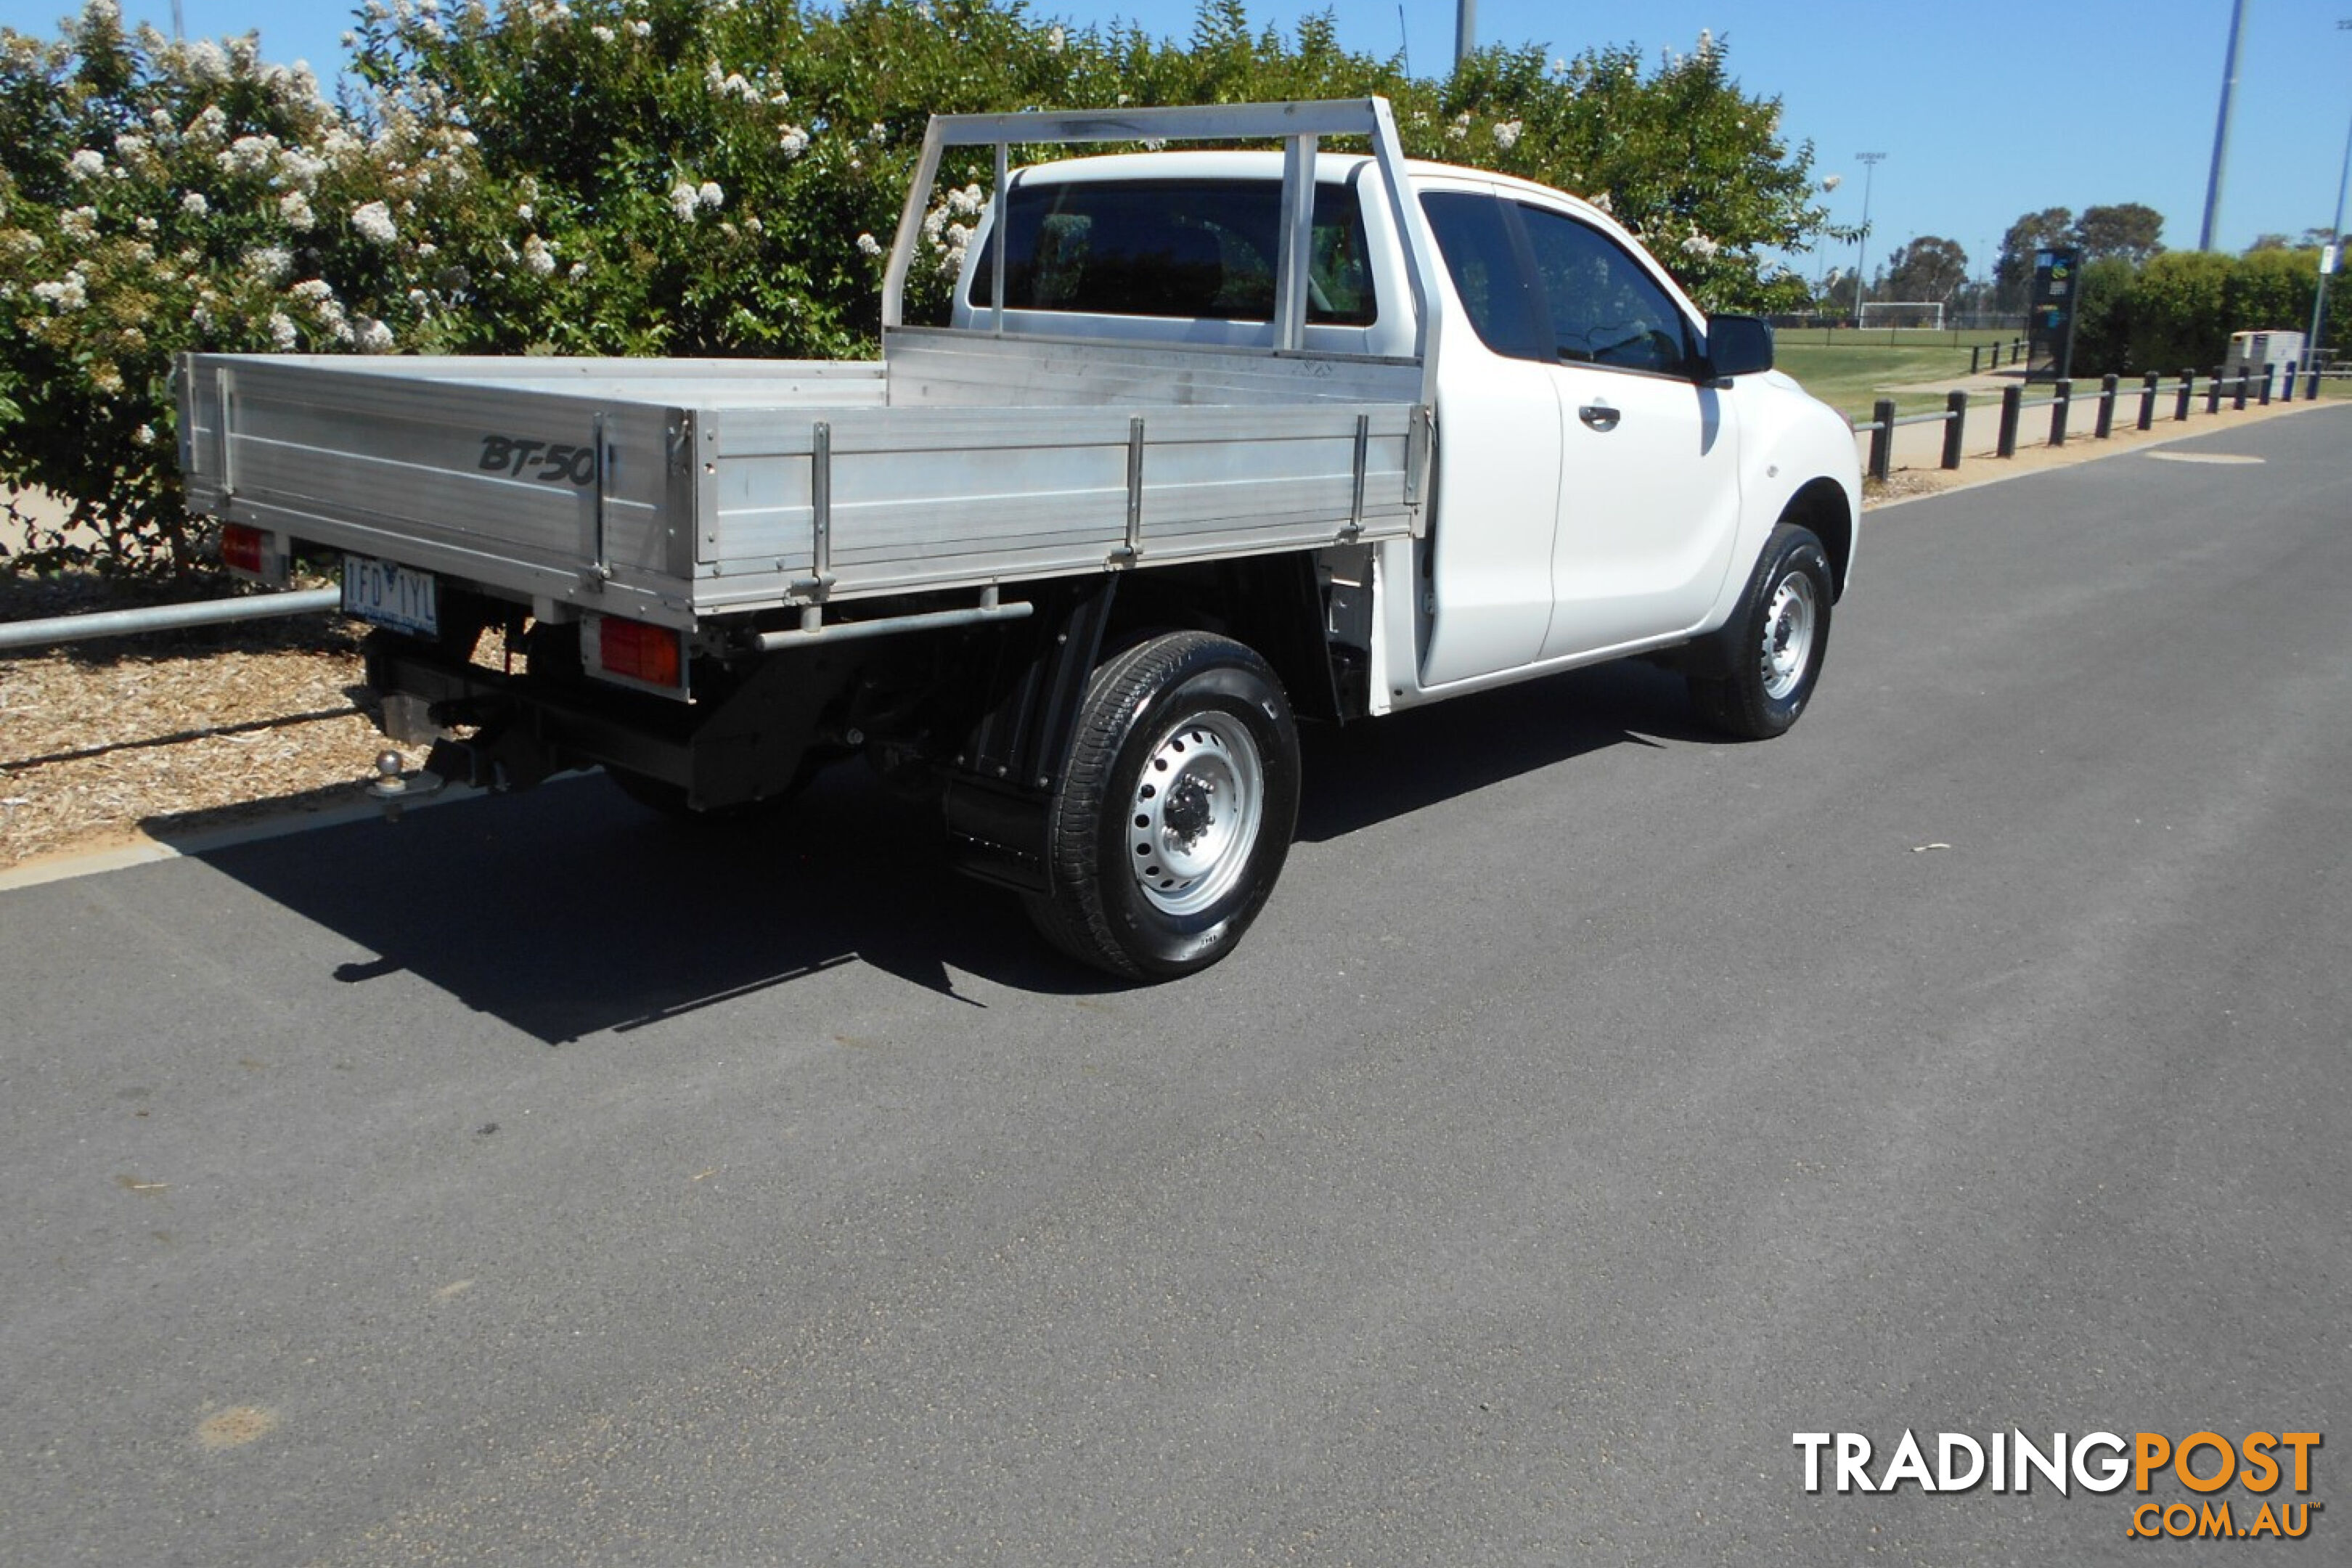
[1508,201,1742,661]
[1412,187,1565,688]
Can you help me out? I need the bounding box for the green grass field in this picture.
[1771,330,2020,420]
[1769,327,2352,418]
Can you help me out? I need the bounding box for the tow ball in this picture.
[364,750,447,822]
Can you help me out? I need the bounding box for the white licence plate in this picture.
[342,555,439,638]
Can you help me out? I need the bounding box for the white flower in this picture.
[185,105,228,146]
[269,311,298,348]
[180,190,209,216]
[868,123,886,143]
[590,23,614,41]
[1047,24,1065,52]
[351,200,398,245]
[354,317,395,353]
[568,261,587,279]
[30,276,89,309]
[1591,190,1614,213]
[1821,173,1844,193]
[132,423,155,446]
[697,180,724,210]
[184,38,229,82]
[1492,119,1522,152]
[523,234,556,275]
[278,191,316,230]
[243,245,293,280]
[628,17,650,35]
[946,183,983,217]
[275,147,327,187]
[223,134,279,176]
[857,232,882,257]
[517,202,534,220]
[67,148,104,180]
[669,181,699,221]
[778,125,809,158]
[1681,232,1720,259]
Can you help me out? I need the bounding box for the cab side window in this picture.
[1513,203,1694,377]
[1418,189,1545,362]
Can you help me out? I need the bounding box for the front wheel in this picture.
[1025,632,1300,980]
[1689,523,1834,740]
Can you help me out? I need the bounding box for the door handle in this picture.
[1578,403,1621,431]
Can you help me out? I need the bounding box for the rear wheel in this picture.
[1026,632,1299,980]
[1689,523,1834,740]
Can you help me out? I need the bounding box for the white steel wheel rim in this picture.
[1127,711,1265,917]
[1759,571,1818,701]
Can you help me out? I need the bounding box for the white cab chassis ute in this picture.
[176,99,1858,980]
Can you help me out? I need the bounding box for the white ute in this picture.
[176,98,1859,979]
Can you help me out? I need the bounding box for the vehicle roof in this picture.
[1006,149,1613,226]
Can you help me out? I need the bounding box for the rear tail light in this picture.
[588,614,685,693]
[220,523,266,576]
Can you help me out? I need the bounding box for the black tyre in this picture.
[1689,523,1834,740]
[1026,632,1300,980]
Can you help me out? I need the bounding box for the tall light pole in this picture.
[1455,0,1475,66]
[1853,152,1887,326]
[2202,0,2250,250]
[2306,20,2352,377]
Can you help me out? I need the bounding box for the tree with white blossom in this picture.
[2,0,1836,576]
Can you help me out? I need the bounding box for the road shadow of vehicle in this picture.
[192,659,1709,1040]
[1297,656,1708,843]
[192,770,1098,1043]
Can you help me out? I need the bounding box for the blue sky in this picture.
[7,0,2351,279]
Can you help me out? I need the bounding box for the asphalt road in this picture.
[4,411,2345,1566]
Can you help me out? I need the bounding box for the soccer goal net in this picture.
[1858,301,1945,330]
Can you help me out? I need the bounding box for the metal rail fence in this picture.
[1850,359,2327,483]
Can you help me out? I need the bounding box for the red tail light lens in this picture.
[597,616,682,688]
[221,523,265,575]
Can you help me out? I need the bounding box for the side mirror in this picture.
[1704,314,1774,382]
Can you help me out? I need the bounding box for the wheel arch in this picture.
[1782,476,1857,602]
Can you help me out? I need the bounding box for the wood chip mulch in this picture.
[0,573,386,873]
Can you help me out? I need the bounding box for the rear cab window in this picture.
[965,178,1377,326]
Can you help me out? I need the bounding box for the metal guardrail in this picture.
[0,585,343,652]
